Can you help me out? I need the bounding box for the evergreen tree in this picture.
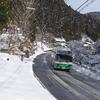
[0,0,13,30]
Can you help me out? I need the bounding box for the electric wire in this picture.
[78,0,95,12]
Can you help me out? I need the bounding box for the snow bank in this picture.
[68,40,100,80]
[0,53,57,100]
[71,63,100,80]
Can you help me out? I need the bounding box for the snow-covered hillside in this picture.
[68,35,100,80]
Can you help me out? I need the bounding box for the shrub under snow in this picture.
[68,40,100,71]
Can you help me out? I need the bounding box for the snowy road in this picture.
[33,52,100,100]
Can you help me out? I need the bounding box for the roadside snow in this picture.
[0,52,57,100]
[72,63,100,80]
[68,40,100,80]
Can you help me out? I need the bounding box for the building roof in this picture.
[54,37,65,42]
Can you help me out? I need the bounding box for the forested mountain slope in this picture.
[87,12,100,21]
[34,0,100,41]
[0,0,100,42]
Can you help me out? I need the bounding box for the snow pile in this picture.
[0,52,57,100]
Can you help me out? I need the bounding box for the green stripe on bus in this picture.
[58,64,69,67]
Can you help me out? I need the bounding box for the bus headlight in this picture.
[54,64,57,68]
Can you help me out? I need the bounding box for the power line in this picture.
[76,0,89,11]
[78,0,95,12]
[64,0,70,4]
[66,0,70,3]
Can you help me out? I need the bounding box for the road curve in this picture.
[33,52,100,100]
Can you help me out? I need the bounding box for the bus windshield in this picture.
[56,54,72,62]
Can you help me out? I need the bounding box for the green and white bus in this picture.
[51,48,72,70]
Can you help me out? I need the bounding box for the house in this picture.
[54,37,66,47]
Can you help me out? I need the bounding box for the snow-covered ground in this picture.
[0,41,100,100]
[0,43,57,100]
[68,40,100,80]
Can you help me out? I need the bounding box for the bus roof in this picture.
[53,47,71,51]
[52,48,72,55]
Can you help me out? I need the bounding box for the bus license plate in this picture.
[61,67,65,69]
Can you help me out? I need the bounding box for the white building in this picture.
[54,37,66,47]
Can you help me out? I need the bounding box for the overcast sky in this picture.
[64,0,100,14]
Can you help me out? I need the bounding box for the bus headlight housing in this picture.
[54,64,58,68]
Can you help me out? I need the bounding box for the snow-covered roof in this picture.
[54,37,65,42]
[81,34,94,43]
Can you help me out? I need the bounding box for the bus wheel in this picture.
[66,69,70,72]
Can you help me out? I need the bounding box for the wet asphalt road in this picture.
[33,52,100,100]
